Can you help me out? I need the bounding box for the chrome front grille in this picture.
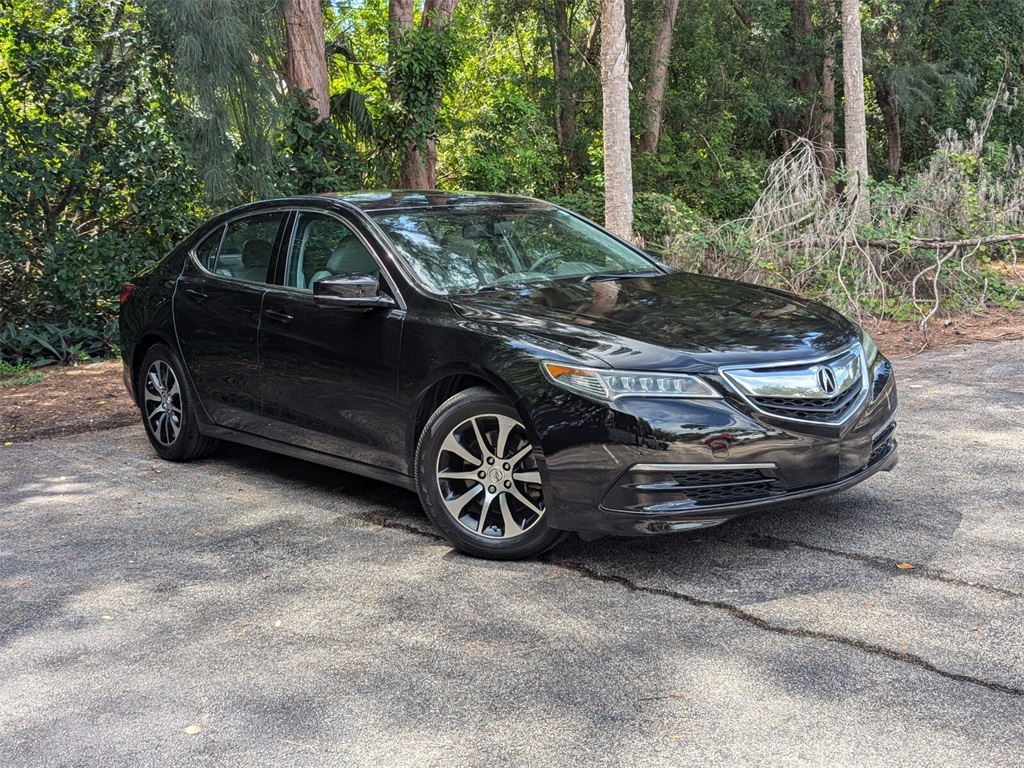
[721,344,868,426]
[751,384,864,423]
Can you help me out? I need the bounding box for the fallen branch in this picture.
[782,232,1024,250]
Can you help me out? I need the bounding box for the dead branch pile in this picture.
[663,87,1024,332]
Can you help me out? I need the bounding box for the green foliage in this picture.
[383,18,463,180]
[0,321,119,367]
[661,111,1024,326]
[276,93,368,195]
[144,0,284,202]
[0,1,201,344]
[0,359,43,387]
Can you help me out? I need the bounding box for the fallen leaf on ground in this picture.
[896,562,915,570]
[183,725,202,735]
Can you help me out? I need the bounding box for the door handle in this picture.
[184,288,208,302]
[264,308,294,324]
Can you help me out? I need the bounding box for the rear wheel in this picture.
[138,343,219,461]
[415,387,564,560]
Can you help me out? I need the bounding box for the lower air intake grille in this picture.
[869,421,897,465]
[672,468,778,504]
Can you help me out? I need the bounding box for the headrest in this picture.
[241,238,272,267]
[326,238,378,275]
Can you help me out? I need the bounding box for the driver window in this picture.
[285,213,379,291]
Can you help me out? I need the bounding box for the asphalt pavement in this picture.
[1,340,1023,767]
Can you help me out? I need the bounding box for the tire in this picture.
[415,386,565,560]
[138,343,219,462]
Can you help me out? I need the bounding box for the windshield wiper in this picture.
[451,284,503,296]
[580,271,662,283]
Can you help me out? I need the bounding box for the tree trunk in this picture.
[819,1,837,182]
[283,0,330,121]
[601,0,633,239]
[877,82,902,177]
[548,0,582,179]
[638,0,679,154]
[792,0,818,137]
[395,0,458,189]
[841,0,869,219]
[388,0,413,39]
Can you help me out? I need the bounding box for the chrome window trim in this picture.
[185,206,407,310]
[187,208,292,287]
[281,207,408,311]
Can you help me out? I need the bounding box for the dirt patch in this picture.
[864,306,1024,357]
[0,361,138,443]
[2,307,1023,443]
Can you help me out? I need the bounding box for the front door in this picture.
[256,211,407,472]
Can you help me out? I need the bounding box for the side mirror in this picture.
[313,273,396,309]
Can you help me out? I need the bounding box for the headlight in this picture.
[541,362,721,402]
[860,329,880,365]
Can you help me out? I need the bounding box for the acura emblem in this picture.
[816,366,838,395]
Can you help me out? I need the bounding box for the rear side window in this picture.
[201,213,285,284]
[193,226,225,271]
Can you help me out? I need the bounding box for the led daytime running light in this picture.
[542,362,720,401]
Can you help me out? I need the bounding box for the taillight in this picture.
[120,283,136,304]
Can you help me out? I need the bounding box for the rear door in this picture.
[256,210,408,471]
[173,211,289,431]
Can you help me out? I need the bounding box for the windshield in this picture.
[370,204,660,294]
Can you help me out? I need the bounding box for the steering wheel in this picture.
[490,271,550,286]
[526,253,564,273]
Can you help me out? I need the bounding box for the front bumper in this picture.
[531,364,899,536]
[576,441,896,536]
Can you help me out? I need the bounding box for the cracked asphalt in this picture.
[2,340,1023,767]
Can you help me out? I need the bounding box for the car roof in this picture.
[315,190,547,214]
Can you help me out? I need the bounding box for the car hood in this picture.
[449,272,860,372]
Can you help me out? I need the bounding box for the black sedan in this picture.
[119,192,898,559]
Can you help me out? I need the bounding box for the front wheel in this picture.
[138,343,219,461]
[415,387,564,560]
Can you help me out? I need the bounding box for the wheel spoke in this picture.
[507,444,532,466]
[498,495,524,539]
[167,379,180,400]
[512,469,541,486]
[440,431,481,467]
[148,369,163,394]
[494,415,518,459]
[144,388,161,404]
[438,468,484,482]
[160,362,173,392]
[476,492,495,534]
[469,416,491,457]
[508,485,544,517]
[441,483,483,517]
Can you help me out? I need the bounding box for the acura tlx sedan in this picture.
[119,191,898,559]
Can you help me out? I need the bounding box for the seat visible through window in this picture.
[309,237,379,285]
[237,238,272,282]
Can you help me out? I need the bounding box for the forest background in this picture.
[1,0,1023,366]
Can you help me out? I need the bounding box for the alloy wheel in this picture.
[435,413,545,539]
[143,359,183,447]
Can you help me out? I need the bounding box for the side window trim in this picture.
[279,208,406,309]
[189,224,226,273]
[187,209,290,285]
